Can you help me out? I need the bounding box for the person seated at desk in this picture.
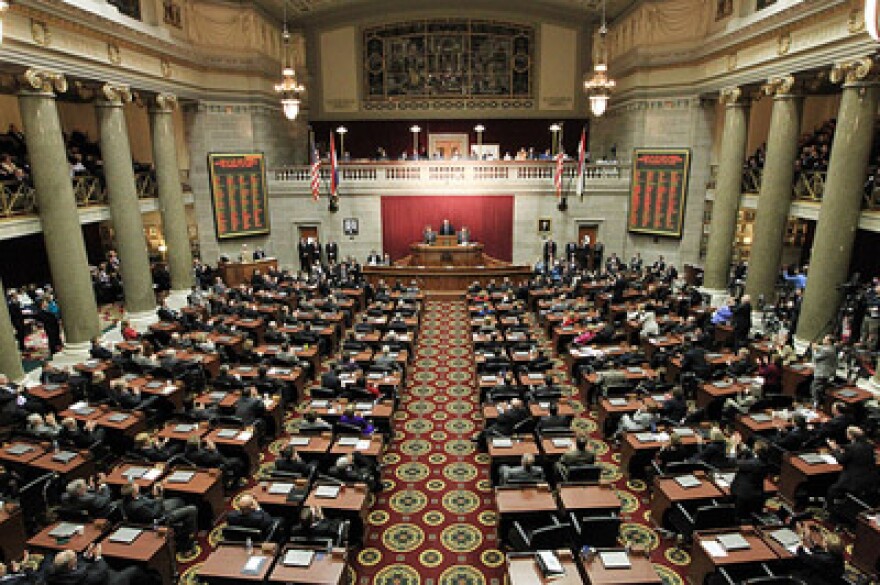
[659,388,688,423]
[59,417,103,450]
[274,446,315,477]
[772,331,798,367]
[613,404,658,439]
[457,226,471,245]
[61,478,116,520]
[724,347,754,378]
[757,353,783,394]
[729,438,770,521]
[499,453,545,485]
[536,402,571,431]
[0,550,36,585]
[226,492,279,537]
[722,382,763,420]
[639,311,660,339]
[290,506,345,543]
[132,432,180,462]
[108,379,158,412]
[338,404,375,435]
[826,426,879,508]
[771,414,812,452]
[184,436,247,489]
[25,412,60,440]
[327,455,380,491]
[119,319,139,342]
[475,398,529,448]
[680,338,711,379]
[234,386,267,427]
[213,365,244,391]
[790,525,845,585]
[156,299,178,323]
[299,411,333,433]
[655,432,691,469]
[120,482,199,555]
[555,435,595,480]
[439,219,455,236]
[47,546,142,585]
[422,226,437,245]
[816,402,855,444]
[690,426,732,468]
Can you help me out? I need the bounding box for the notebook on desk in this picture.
[268,483,294,495]
[717,533,750,551]
[770,528,800,548]
[283,549,315,567]
[124,467,149,480]
[337,437,359,447]
[289,437,310,447]
[799,453,826,465]
[49,523,82,538]
[108,527,142,544]
[167,471,195,483]
[536,551,564,576]
[146,381,164,389]
[6,444,33,456]
[635,433,656,443]
[314,485,341,499]
[626,367,643,374]
[310,400,329,409]
[672,427,695,437]
[217,429,239,439]
[599,551,632,569]
[674,474,702,489]
[551,438,572,448]
[174,424,196,433]
[608,398,628,407]
[208,392,227,402]
[837,389,858,398]
[52,451,77,464]
[241,556,267,576]
[492,438,513,448]
[750,413,772,423]
[107,413,130,423]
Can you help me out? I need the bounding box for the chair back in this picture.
[529,522,573,550]
[694,503,737,531]
[222,524,265,543]
[565,464,602,484]
[575,515,621,547]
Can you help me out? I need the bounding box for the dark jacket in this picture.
[47,556,111,585]
[227,508,276,535]
[833,439,879,494]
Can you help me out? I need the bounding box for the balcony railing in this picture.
[0,171,160,220]
[273,160,628,184]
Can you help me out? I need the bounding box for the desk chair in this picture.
[222,520,282,544]
[558,464,603,485]
[668,501,736,543]
[569,513,621,548]
[508,517,573,552]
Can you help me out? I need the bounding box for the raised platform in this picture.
[363,263,532,291]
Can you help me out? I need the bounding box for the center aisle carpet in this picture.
[352,300,506,585]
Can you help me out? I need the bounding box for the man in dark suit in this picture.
[730,440,769,520]
[423,226,437,245]
[290,506,344,543]
[226,493,278,537]
[773,414,813,452]
[564,241,578,262]
[680,339,711,379]
[500,453,545,485]
[457,227,471,245]
[536,402,571,431]
[439,219,455,236]
[274,446,315,477]
[120,482,199,554]
[234,386,266,426]
[37,301,62,355]
[6,293,27,352]
[298,238,309,271]
[543,239,557,264]
[321,369,343,394]
[659,388,688,423]
[132,432,180,462]
[366,250,382,265]
[325,241,338,264]
[185,436,247,488]
[827,426,879,504]
[816,402,854,444]
[731,294,752,350]
[60,478,116,519]
[47,547,141,585]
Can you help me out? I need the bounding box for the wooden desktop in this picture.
[218,258,278,288]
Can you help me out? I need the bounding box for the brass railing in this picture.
[735,167,880,211]
[0,181,37,217]
[72,175,108,206]
[742,168,762,194]
[135,172,158,198]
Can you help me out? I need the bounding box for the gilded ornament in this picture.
[777,32,791,56]
[101,83,132,106]
[30,19,49,47]
[719,86,742,106]
[108,43,121,65]
[22,68,67,94]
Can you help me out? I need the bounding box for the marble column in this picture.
[96,84,156,329]
[744,76,802,309]
[703,87,749,300]
[0,281,24,382]
[150,93,193,306]
[18,69,99,360]
[797,58,880,344]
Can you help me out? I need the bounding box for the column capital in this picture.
[98,83,132,107]
[719,86,747,107]
[761,75,798,99]
[151,93,178,113]
[830,56,877,85]
[19,68,67,96]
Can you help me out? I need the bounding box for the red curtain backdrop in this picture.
[380,195,514,261]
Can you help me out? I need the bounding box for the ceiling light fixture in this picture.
[583,0,616,117]
[275,0,304,120]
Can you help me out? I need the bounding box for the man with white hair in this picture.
[48,545,141,585]
[60,478,115,519]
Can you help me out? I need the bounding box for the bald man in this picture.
[227,492,278,536]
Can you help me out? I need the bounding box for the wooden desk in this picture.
[690,527,788,585]
[104,462,165,492]
[268,546,347,585]
[488,436,540,483]
[507,551,582,585]
[160,468,224,528]
[329,435,384,459]
[782,364,813,397]
[96,409,147,438]
[157,421,208,443]
[0,505,27,562]
[0,441,46,468]
[581,550,663,585]
[557,485,622,514]
[253,479,310,513]
[100,526,176,585]
[304,483,370,520]
[409,242,484,267]
[28,521,105,553]
[131,378,185,412]
[26,383,72,412]
[778,452,841,508]
[696,380,749,409]
[286,434,332,463]
[198,543,277,584]
[650,472,724,529]
[205,427,261,474]
[620,431,699,477]
[851,510,880,578]
[495,485,557,542]
[31,449,95,483]
[219,258,279,288]
[597,397,660,437]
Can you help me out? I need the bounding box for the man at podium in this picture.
[423,225,437,244]
[458,226,471,245]
[439,219,455,236]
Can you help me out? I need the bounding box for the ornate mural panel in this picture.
[363,20,533,100]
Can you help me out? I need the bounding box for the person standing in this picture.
[810,335,838,407]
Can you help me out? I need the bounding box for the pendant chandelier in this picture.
[275,0,304,120]
[583,0,616,117]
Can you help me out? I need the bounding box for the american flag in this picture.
[554,151,564,199]
[575,126,587,199]
[329,131,339,199]
[310,135,321,201]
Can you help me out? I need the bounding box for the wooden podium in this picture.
[219,258,278,287]
[410,240,483,267]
